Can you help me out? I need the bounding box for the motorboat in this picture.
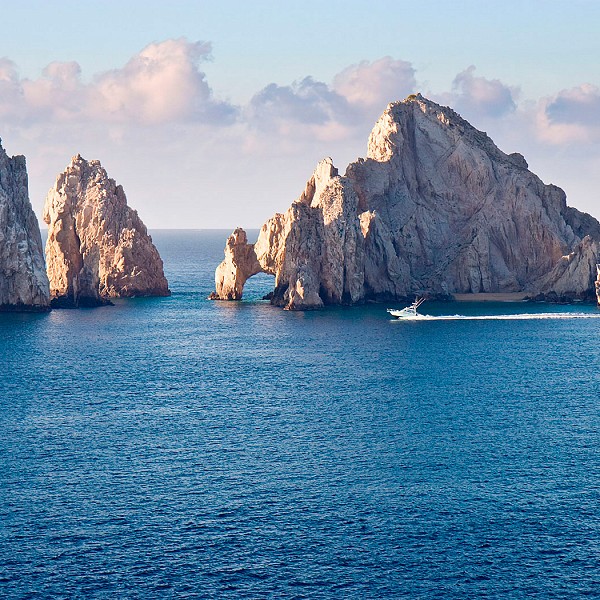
[387,298,427,319]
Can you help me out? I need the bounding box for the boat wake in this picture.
[391,312,600,321]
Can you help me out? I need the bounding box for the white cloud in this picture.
[439,66,517,119]
[537,84,600,143]
[246,57,417,142]
[0,38,237,126]
[0,58,25,119]
[333,56,416,111]
[90,39,236,124]
[245,77,362,146]
[1,44,599,227]
[22,61,86,121]
[247,77,350,127]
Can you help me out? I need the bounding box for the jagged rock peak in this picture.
[212,94,600,309]
[368,93,505,164]
[43,155,170,307]
[0,139,50,311]
[296,158,339,206]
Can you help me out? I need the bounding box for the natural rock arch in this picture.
[210,228,264,300]
[211,94,600,310]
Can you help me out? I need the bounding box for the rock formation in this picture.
[209,228,262,300]
[0,139,50,311]
[43,155,169,307]
[212,94,600,309]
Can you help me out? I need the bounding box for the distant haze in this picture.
[0,0,598,228]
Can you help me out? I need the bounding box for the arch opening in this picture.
[241,271,275,302]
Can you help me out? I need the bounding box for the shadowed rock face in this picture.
[212,94,600,309]
[43,155,170,307]
[0,140,50,311]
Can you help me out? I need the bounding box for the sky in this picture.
[1,0,599,228]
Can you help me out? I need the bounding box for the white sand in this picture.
[452,293,529,302]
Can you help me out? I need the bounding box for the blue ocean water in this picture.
[2,230,600,599]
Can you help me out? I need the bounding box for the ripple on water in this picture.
[2,231,600,598]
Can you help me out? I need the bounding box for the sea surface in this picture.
[2,230,600,599]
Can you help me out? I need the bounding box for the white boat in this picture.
[387,298,427,319]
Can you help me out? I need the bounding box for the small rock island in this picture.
[43,155,170,307]
[0,139,50,311]
[211,94,600,309]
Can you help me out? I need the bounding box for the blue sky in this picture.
[1,1,599,227]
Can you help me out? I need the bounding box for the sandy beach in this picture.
[452,293,529,302]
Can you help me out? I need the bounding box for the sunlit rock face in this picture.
[212,94,600,309]
[210,228,262,301]
[0,140,50,311]
[43,155,170,307]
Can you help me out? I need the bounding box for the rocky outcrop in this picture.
[211,94,600,309]
[210,228,261,300]
[0,139,50,311]
[43,155,169,307]
[532,236,599,302]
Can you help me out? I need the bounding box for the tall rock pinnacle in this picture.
[0,139,50,311]
[43,155,170,307]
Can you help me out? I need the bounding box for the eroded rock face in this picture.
[534,236,599,302]
[0,140,50,311]
[43,155,169,307]
[210,228,261,300]
[212,94,600,309]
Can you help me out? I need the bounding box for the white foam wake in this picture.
[390,312,600,321]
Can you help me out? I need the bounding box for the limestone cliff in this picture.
[43,155,169,307]
[0,139,50,311]
[212,94,600,309]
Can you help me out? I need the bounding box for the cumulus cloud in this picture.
[2,44,599,228]
[0,58,25,118]
[248,77,350,128]
[447,66,517,118]
[246,78,354,144]
[21,61,87,120]
[546,84,600,124]
[0,38,237,126]
[247,57,417,141]
[90,39,235,124]
[537,84,600,143]
[332,56,416,110]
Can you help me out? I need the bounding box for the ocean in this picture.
[2,230,600,598]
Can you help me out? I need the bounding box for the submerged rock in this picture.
[212,94,600,309]
[43,155,169,307]
[0,139,50,311]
